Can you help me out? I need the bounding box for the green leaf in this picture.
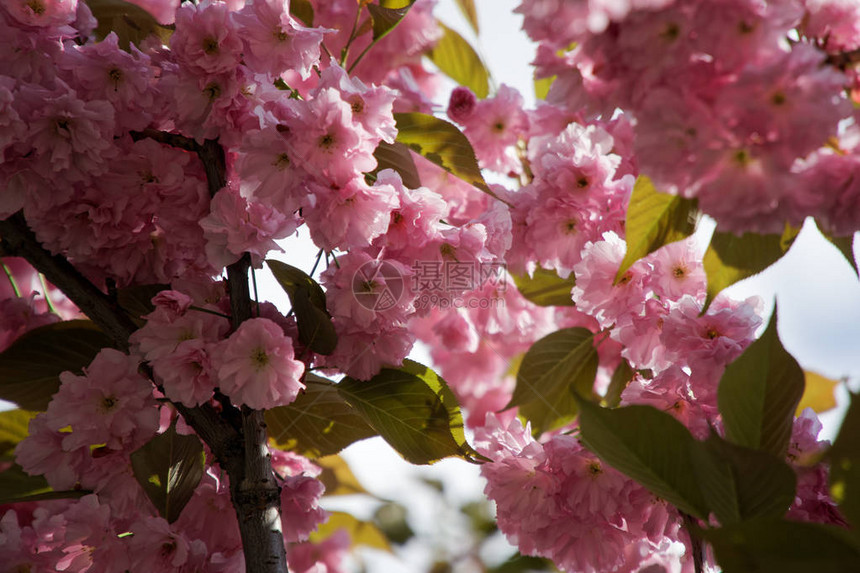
[427,22,489,99]
[827,393,860,530]
[454,0,479,35]
[85,0,172,49]
[576,400,709,519]
[0,409,36,459]
[690,434,797,525]
[130,422,205,523]
[337,360,485,465]
[367,1,416,41]
[702,225,799,310]
[0,463,89,504]
[289,0,314,26]
[266,260,337,355]
[373,141,422,189]
[702,519,860,573]
[506,328,598,435]
[266,374,377,458]
[393,112,496,200]
[117,284,169,325]
[533,74,555,101]
[718,308,804,457]
[603,359,634,408]
[615,176,699,283]
[0,320,113,411]
[511,266,576,307]
[310,510,392,551]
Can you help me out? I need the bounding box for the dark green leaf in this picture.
[690,434,796,525]
[266,259,337,355]
[289,0,314,26]
[507,328,598,435]
[818,225,858,277]
[511,267,576,307]
[454,0,479,35]
[337,360,486,465]
[703,225,798,310]
[367,1,416,41]
[117,284,169,325]
[86,0,172,49]
[427,22,489,98]
[718,308,804,457]
[130,422,205,523]
[603,359,634,408]
[393,112,496,200]
[703,519,860,573]
[266,374,377,458]
[373,141,422,189]
[0,463,89,504]
[0,320,112,411]
[576,400,709,519]
[827,393,860,530]
[616,176,699,283]
[0,409,36,459]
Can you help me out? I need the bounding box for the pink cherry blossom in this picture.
[215,317,306,409]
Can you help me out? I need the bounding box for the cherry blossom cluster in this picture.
[519,0,860,235]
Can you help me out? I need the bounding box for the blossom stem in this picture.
[1,261,20,298]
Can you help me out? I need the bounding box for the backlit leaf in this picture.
[703,519,860,573]
[373,141,422,189]
[507,327,598,435]
[511,267,576,307]
[822,229,858,277]
[0,409,36,460]
[289,0,314,26]
[266,374,377,458]
[315,455,369,496]
[267,260,337,355]
[703,225,799,310]
[454,0,479,35]
[576,400,709,519]
[86,0,172,49]
[117,284,168,325]
[310,510,391,551]
[615,176,699,283]
[428,22,489,98]
[827,393,860,531]
[0,320,112,411]
[718,308,804,457]
[393,113,495,199]
[337,360,485,465]
[534,74,555,100]
[797,371,840,415]
[130,422,205,523]
[367,1,416,41]
[603,359,634,408]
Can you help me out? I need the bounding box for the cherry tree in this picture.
[1,0,859,572]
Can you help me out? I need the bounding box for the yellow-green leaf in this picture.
[454,0,479,35]
[310,511,391,551]
[393,112,496,199]
[0,320,113,411]
[507,327,598,435]
[427,22,489,99]
[315,455,369,496]
[511,266,576,307]
[0,409,36,460]
[337,360,485,465]
[703,224,799,310]
[367,1,416,41]
[797,371,840,416]
[718,307,805,457]
[534,74,555,100]
[615,176,699,284]
[86,0,172,49]
[267,374,377,459]
[289,0,314,26]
